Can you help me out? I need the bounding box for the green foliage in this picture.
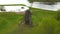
[28,0,57,5]
[28,0,60,3]
[0,6,4,10]
[0,6,4,9]
[42,2,56,5]
[57,10,60,20]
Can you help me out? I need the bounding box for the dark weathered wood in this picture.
[24,10,32,25]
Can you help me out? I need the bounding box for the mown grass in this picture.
[18,8,60,34]
[0,8,60,34]
[31,8,58,34]
[0,12,24,34]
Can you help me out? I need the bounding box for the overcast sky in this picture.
[0,0,60,11]
[0,0,28,4]
[0,0,31,6]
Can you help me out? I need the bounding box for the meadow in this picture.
[0,8,60,34]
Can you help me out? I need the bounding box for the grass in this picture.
[19,8,60,34]
[31,8,58,34]
[0,8,60,34]
[0,12,24,34]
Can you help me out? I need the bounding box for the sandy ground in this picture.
[16,12,25,14]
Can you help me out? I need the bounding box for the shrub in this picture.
[57,10,60,20]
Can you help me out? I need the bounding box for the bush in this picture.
[57,10,60,20]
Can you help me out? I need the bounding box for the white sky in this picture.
[0,0,60,11]
[32,2,58,11]
[0,0,27,4]
[4,6,29,12]
[0,0,30,6]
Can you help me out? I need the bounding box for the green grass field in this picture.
[0,12,24,34]
[0,8,60,34]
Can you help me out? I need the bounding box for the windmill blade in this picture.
[0,4,26,6]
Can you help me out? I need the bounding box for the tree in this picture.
[26,0,56,25]
[28,0,56,5]
[57,10,60,20]
[24,4,33,25]
[24,10,32,25]
[42,2,56,5]
[0,6,5,11]
[28,0,58,2]
[28,0,59,34]
[23,0,34,25]
[20,6,32,25]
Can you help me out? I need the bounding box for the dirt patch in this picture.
[8,22,31,34]
[16,12,25,14]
